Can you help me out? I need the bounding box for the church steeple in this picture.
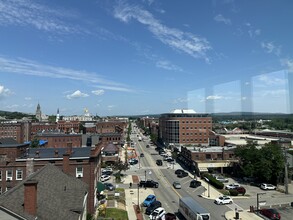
[35,103,42,121]
[56,108,60,123]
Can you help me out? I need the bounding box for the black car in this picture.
[175,169,184,175]
[140,153,144,157]
[145,201,162,215]
[101,170,113,175]
[156,159,163,166]
[177,171,188,178]
[164,213,177,220]
[190,180,201,188]
[104,183,115,191]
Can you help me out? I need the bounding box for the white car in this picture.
[225,183,241,190]
[260,183,276,190]
[100,175,111,182]
[149,207,166,220]
[214,196,233,205]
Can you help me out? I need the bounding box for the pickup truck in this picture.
[139,180,159,188]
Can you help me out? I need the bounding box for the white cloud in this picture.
[114,2,211,61]
[0,55,132,92]
[206,95,223,100]
[92,90,105,96]
[0,0,83,34]
[156,60,182,72]
[261,41,281,56]
[214,14,231,25]
[97,85,133,92]
[257,74,285,86]
[281,58,293,73]
[5,104,19,109]
[66,90,89,99]
[173,98,189,104]
[0,85,12,98]
[24,97,32,100]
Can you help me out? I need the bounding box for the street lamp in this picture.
[137,183,140,212]
[256,192,266,211]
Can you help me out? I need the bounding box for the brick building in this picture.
[95,120,127,134]
[159,109,212,147]
[34,133,82,148]
[0,121,31,144]
[0,139,103,215]
[179,146,238,175]
[0,164,88,220]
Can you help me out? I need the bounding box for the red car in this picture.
[260,208,281,220]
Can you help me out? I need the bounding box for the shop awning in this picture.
[96,182,105,192]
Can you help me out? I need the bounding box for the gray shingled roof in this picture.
[103,143,118,152]
[22,147,92,159]
[0,164,88,220]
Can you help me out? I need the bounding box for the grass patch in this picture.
[115,188,125,192]
[99,208,128,220]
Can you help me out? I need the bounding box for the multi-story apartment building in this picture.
[0,121,31,143]
[96,119,127,134]
[34,133,82,148]
[159,109,212,147]
[0,138,103,215]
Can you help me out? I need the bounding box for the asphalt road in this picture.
[131,129,230,220]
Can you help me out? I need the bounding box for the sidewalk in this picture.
[124,174,155,220]
[185,170,263,220]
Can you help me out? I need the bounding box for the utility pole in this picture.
[284,148,289,194]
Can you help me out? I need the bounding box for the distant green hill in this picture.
[0,110,34,120]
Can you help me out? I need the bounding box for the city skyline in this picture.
[1,0,293,116]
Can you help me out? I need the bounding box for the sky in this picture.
[0,0,293,116]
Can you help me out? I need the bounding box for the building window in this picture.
[16,169,23,180]
[0,170,1,181]
[76,166,83,178]
[6,170,13,181]
[6,186,12,192]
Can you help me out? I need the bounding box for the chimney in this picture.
[54,149,59,157]
[66,142,73,155]
[35,151,39,158]
[24,179,38,216]
[63,153,70,174]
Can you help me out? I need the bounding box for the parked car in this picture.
[260,208,281,220]
[146,144,150,148]
[163,213,177,220]
[100,175,111,182]
[140,153,144,157]
[175,169,184,175]
[139,180,159,188]
[173,181,181,189]
[129,158,138,165]
[101,170,113,175]
[190,180,201,188]
[235,186,246,196]
[260,183,276,190]
[104,183,115,191]
[145,201,162,215]
[177,171,188,178]
[156,159,163,166]
[215,176,229,183]
[225,183,241,190]
[143,194,156,207]
[149,207,166,220]
[166,157,175,163]
[214,196,233,205]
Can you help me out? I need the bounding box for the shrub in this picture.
[229,189,239,196]
[202,173,224,189]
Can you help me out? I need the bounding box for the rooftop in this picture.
[0,164,88,220]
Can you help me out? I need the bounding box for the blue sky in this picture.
[0,0,293,116]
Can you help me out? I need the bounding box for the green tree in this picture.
[235,141,285,184]
[30,138,39,148]
[112,160,129,182]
